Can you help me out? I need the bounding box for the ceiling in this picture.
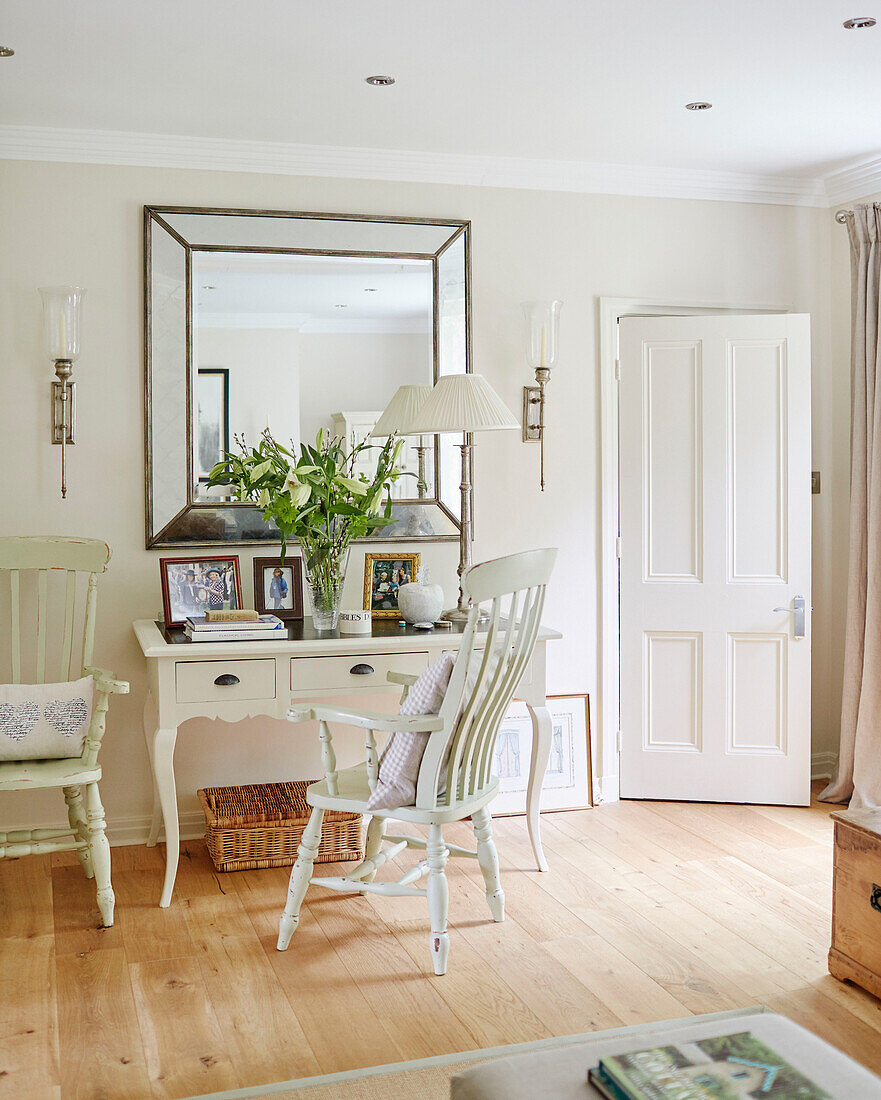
[193,253,433,332]
[2,1,880,196]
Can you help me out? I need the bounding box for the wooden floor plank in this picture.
[55,947,152,1100]
[129,956,237,1099]
[308,891,483,1060]
[233,866,406,1075]
[183,897,322,1088]
[0,856,54,940]
[0,934,59,1100]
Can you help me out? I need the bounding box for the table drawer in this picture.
[290,651,428,695]
[176,658,277,704]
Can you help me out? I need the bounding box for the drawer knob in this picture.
[214,673,241,687]
[350,663,375,676]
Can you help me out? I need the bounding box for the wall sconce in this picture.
[38,286,84,499]
[522,299,562,491]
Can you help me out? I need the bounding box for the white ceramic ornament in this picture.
[398,568,444,625]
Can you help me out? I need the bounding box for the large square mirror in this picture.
[144,206,470,547]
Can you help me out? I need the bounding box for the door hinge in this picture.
[614,358,621,382]
[615,536,622,559]
[616,728,623,753]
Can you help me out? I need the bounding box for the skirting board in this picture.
[12,809,208,849]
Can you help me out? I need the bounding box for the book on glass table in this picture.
[589,1030,831,1100]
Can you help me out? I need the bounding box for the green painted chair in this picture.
[0,537,128,926]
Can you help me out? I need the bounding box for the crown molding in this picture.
[0,124,831,208]
[824,155,881,207]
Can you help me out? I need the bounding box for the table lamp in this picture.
[408,373,519,621]
[370,385,433,497]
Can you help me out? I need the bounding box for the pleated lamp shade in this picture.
[370,385,433,437]
[408,374,519,435]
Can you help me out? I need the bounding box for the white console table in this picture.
[133,617,561,907]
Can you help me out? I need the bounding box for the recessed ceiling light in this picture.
[365,75,395,86]
[364,287,378,292]
[685,101,713,111]
[0,46,14,58]
[843,16,876,28]
[334,304,348,308]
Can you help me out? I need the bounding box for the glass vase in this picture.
[302,545,350,631]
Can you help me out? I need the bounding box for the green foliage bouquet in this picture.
[208,429,406,628]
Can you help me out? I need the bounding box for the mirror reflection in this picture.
[193,252,435,502]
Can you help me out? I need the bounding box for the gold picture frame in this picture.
[363,552,422,619]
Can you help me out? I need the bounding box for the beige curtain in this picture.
[822,203,881,808]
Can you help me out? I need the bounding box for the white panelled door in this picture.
[618,314,811,805]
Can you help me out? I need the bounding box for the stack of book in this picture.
[185,613,285,643]
[588,1030,828,1099]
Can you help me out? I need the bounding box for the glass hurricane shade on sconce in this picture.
[523,300,562,372]
[38,286,85,361]
[39,285,84,500]
[522,299,562,492]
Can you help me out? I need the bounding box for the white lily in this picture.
[283,469,312,507]
[336,475,368,496]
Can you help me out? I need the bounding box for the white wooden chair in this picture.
[278,547,557,974]
[0,537,128,926]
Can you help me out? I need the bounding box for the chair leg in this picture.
[85,782,114,927]
[361,815,386,889]
[277,807,324,951]
[472,806,505,922]
[426,823,450,975]
[62,785,94,880]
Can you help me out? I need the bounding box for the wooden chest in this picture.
[829,808,881,999]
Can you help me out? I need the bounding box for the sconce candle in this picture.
[522,300,562,491]
[38,286,85,499]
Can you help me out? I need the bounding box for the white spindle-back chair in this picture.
[278,547,556,974]
[0,537,128,926]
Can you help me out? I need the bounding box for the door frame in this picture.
[596,296,790,804]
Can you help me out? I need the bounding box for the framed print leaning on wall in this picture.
[491,694,592,814]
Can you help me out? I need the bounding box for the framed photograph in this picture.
[159,555,243,628]
[491,694,593,815]
[363,552,421,618]
[253,556,304,620]
[195,368,229,481]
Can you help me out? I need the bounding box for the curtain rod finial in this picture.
[836,210,852,224]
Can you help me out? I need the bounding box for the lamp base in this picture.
[440,605,490,626]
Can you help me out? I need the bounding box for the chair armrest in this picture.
[84,667,130,695]
[387,671,420,688]
[286,704,443,734]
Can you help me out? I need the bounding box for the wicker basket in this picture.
[198,781,363,872]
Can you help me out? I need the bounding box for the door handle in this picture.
[772,595,806,639]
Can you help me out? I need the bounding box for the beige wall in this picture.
[0,157,840,834]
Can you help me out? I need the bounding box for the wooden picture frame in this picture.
[363,552,422,619]
[253,556,304,620]
[159,554,243,628]
[491,694,593,815]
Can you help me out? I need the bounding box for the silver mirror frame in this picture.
[144,206,471,549]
